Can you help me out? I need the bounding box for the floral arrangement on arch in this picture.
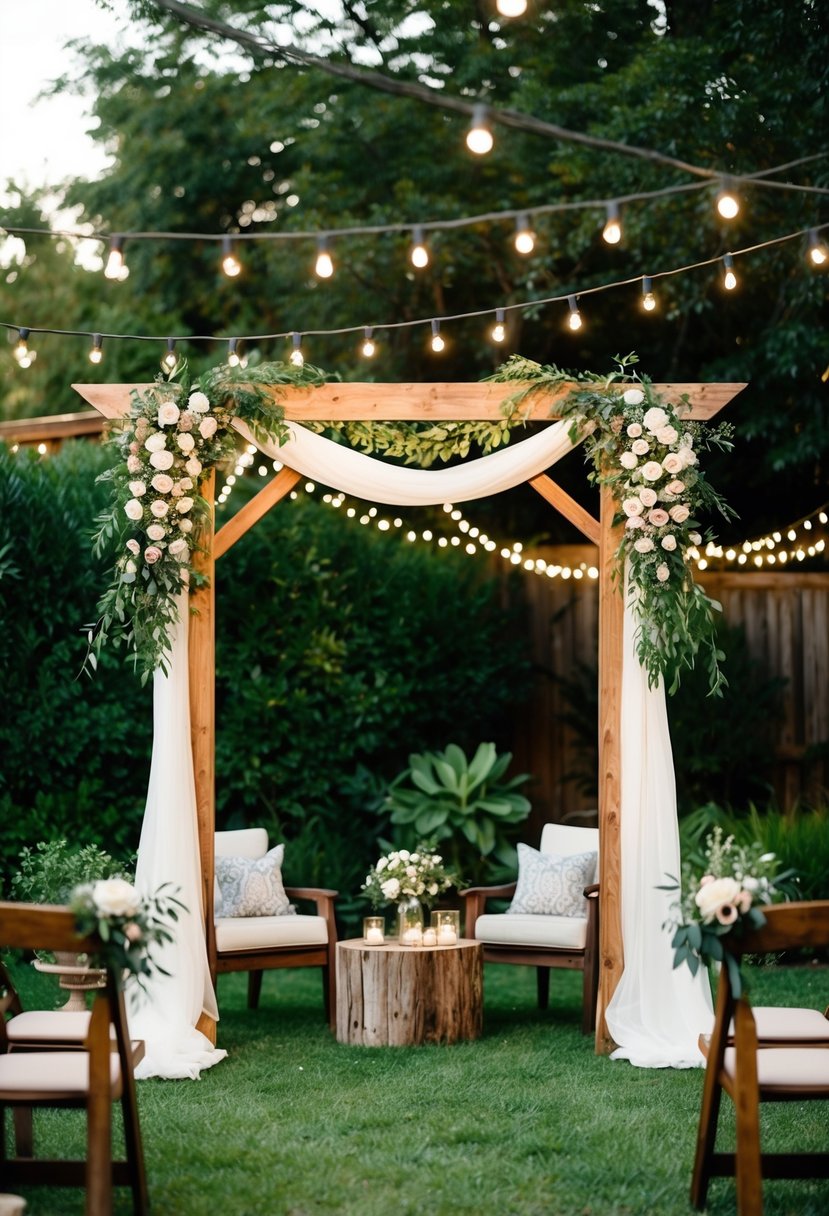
[491,354,735,694]
[362,843,457,911]
[661,826,795,997]
[69,877,186,992]
[86,362,327,682]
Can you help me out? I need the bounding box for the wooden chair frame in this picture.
[0,902,148,1216]
[691,900,829,1216]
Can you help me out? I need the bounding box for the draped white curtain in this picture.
[133,416,711,1076]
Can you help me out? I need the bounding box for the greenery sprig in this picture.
[303,414,524,467]
[490,354,735,694]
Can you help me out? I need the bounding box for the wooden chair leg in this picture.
[247,970,263,1010]
[690,1066,723,1209]
[323,966,335,1030]
[582,961,597,1035]
[120,1066,149,1215]
[536,967,550,1010]
[733,1004,763,1216]
[12,1107,33,1157]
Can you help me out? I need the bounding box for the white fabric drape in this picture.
[130,590,227,1080]
[604,573,714,1068]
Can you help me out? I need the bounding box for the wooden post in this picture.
[189,470,217,1045]
[596,482,625,1051]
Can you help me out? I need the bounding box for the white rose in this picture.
[124,558,137,575]
[157,400,181,427]
[168,538,189,559]
[694,876,742,923]
[661,534,678,551]
[147,523,166,541]
[620,451,638,470]
[625,515,644,530]
[662,453,684,475]
[144,433,166,453]
[179,518,193,534]
[177,432,196,453]
[641,461,664,481]
[656,425,678,445]
[126,538,141,556]
[124,499,143,521]
[633,537,654,554]
[626,423,643,438]
[185,457,203,478]
[198,416,218,439]
[149,449,175,471]
[176,497,194,514]
[623,388,645,406]
[92,878,140,918]
[666,479,686,496]
[681,433,694,448]
[622,497,643,517]
[631,439,650,456]
[380,878,400,900]
[128,480,147,497]
[681,448,698,467]
[643,406,669,432]
[638,487,658,508]
[656,563,670,582]
[151,473,175,494]
[689,531,702,545]
[669,504,691,523]
[188,391,210,413]
[178,478,193,491]
[428,882,439,896]
[150,499,169,519]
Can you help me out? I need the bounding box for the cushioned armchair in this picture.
[461,822,600,1034]
[208,829,338,1028]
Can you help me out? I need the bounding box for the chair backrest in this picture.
[0,901,88,956]
[215,828,268,860]
[540,823,600,864]
[731,899,829,958]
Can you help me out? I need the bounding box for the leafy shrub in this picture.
[11,838,132,904]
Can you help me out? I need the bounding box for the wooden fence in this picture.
[502,549,829,837]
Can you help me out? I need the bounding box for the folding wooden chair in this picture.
[691,900,829,1216]
[0,902,148,1216]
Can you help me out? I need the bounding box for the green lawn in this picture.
[5,960,828,1216]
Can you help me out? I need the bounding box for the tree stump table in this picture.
[336,938,483,1047]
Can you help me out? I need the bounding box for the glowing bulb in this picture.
[13,329,35,367]
[496,0,527,14]
[361,327,376,358]
[88,334,104,364]
[490,308,506,343]
[104,236,125,280]
[716,180,740,220]
[808,229,828,266]
[161,338,178,373]
[514,213,535,255]
[221,235,241,277]
[430,319,445,353]
[466,104,493,155]
[567,295,582,331]
[722,254,737,291]
[410,226,429,269]
[602,202,622,245]
[641,276,656,312]
[227,338,241,368]
[289,333,304,367]
[315,238,334,279]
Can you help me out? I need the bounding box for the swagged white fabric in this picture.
[604,574,714,1068]
[129,589,227,1081]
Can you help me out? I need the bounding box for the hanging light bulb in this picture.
[513,213,535,255]
[221,235,242,277]
[602,201,622,245]
[716,178,740,220]
[490,308,507,344]
[496,0,528,14]
[227,337,241,368]
[466,104,494,155]
[104,235,127,281]
[641,276,657,312]
[13,328,36,367]
[314,236,334,279]
[88,333,104,364]
[430,319,445,353]
[567,295,583,331]
[722,253,738,291]
[808,228,828,266]
[161,337,179,373]
[360,327,376,358]
[290,332,304,367]
[410,226,429,269]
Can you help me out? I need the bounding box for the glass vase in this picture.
[397,895,424,944]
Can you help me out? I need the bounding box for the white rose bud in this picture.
[144,433,166,453]
[124,499,143,521]
[623,388,645,406]
[168,538,189,559]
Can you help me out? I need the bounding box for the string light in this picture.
[466,104,494,155]
[289,332,304,367]
[220,235,241,277]
[360,326,376,358]
[567,295,583,331]
[641,275,657,312]
[410,226,430,269]
[602,201,622,245]
[722,252,738,291]
[88,333,104,364]
[490,307,507,343]
[161,337,178,373]
[314,236,334,279]
[513,213,535,254]
[103,235,127,281]
[808,228,828,266]
[429,319,445,353]
[226,337,244,368]
[716,177,740,220]
[496,0,528,15]
[13,328,35,367]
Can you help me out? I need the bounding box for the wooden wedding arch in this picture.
[74,377,744,1051]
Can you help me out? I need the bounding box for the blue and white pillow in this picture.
[216,844,296,918]
[507,844,597,917]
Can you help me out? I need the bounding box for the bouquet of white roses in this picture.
[362,843,456,910]
[662,825,795,997]
[69,877,185,990]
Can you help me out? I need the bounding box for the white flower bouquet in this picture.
[69,878,185,990]
[362,843,457,910]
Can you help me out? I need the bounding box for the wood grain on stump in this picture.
[336,939,483,1047]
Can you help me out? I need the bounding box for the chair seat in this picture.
[0,1051,122,1101]
[722,1045,829,1092]
[6,1009,92,1045]
[215,913,328,953]
[475,912,588,951]
[744,1006,829,1042]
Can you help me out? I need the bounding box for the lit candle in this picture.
[403,926,423,946]
[422,927,437,946]
[438,926,457,945]
[365,927,384,945]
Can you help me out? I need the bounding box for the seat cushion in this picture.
[215,913,328,952]
[6,1010,91,1044]
[723,1046,829,1091]
[216,843,294,918]
[507,844,597,917]
[0,1051,122,1100]
[475,912,588,950]
[747,1007,829,1042]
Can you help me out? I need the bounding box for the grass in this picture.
[5,960,829,1216]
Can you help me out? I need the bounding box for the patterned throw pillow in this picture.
[215,844,296,918]
[507,844,597,917]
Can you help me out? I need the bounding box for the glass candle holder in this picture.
[431,909,461,945]
[363,916,385,945]
[422,926,437,947]
[398,898,424,944]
